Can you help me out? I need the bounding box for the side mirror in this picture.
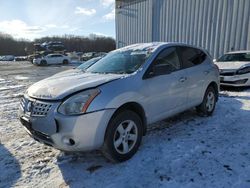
[148,64,172,78]
[155,64,172,75]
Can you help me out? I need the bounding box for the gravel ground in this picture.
[0,61,250,188]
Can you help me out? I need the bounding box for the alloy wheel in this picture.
[113,120,138,154]
[206,91,215,112]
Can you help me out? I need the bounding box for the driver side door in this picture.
[142,47,188,123]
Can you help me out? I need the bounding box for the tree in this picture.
[0,33,116,56]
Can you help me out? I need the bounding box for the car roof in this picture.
[117,42,206,54]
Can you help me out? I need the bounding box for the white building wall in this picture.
[116,0,250,58]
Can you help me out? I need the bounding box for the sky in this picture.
[0,0,115,41]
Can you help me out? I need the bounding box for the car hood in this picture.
[27,70,124,100]
[215,61,250,70]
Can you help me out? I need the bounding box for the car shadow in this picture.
[220,86,250,100]
[220,85,250,92]
[57,95,250,188]
[0,144,21,187]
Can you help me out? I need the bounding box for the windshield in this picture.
[218,53,250,62]
[77,57,101,70]
[86,49,152,74]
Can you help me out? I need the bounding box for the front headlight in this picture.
[58,88,100,115]
[237,66,250,75]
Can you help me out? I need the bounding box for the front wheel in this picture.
[102,110,143,163]
[40,60,47,66]
[196,86,217,116]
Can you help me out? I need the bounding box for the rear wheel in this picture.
[196,86,217,116]
[102,110,143,163]
[63,59,69,64]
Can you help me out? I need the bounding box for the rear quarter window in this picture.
[179,47,207,68]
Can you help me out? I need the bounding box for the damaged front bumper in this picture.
[18,95,115,151]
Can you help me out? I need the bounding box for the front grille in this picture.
[220,71,236,76]
[20,97,53,117]
[32,102,52,116]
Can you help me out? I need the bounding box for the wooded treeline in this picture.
[0,33,116,56]
[0,33,32,56]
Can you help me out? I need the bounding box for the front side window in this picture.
[86,49,152,74]
[179,47,207,68]
[154,47,181,72]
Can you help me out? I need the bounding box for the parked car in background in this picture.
[14,56,28,61]
[215,51,250,86]
[81,52,107,61]
[0,55,15,61]
[67,52,83,61]
[19,43,219,162]
[34,41,66,53]
[77,56,103,70]
[51,56,103,78]
[33,54,71,66]
[81,52,96,61]
[28,54,41,63]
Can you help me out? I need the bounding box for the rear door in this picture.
[51,55,61,64]
[56,55,64,64]
[177,47,210,107]
[143,47,188,123]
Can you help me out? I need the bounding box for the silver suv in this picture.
[19,43,219,162]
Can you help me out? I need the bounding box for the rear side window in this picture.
[179,47,207,68]
[50,55,62,58]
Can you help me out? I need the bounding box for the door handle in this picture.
[179,77,187,82]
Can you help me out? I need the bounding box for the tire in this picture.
[196,86,217,116]
[102,110,143,163]
[40,60,47,66]
[63,59,69,64]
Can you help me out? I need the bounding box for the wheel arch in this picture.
[207,81,219,101]
[107,102,147,136]
[40,59,47,66]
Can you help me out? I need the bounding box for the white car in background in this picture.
[215,51,250,87]
[0,55,15,61]
[33,54,71,66]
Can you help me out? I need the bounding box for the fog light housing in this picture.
[235,79,248,84]
[62,137,76,146]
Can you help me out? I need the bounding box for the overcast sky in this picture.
[0,0,115,40]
